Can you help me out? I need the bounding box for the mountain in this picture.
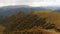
[0,5,60,22]
[0,5,32,16]
[0,5,60,17]
[4,11,60,34]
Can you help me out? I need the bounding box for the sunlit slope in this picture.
[32,11,60,29]
[9,26,60,34]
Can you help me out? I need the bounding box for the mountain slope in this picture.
[0,5,60,17]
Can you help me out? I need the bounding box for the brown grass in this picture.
[3,11,60,34]
[10,26,60,34]
[32,11,60,29]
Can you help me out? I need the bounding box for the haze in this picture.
[0,0,60,7]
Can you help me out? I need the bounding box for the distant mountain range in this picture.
[0,5,60,17]
[0,5,60,24]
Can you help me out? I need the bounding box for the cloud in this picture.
[0,0,60,7]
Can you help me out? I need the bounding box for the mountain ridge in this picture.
[0,5,60,17]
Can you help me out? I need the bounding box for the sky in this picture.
[0,0,60,7]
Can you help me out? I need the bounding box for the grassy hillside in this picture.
[2,10,60,34]
[33,11,60,29]
[8,26,60,34]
